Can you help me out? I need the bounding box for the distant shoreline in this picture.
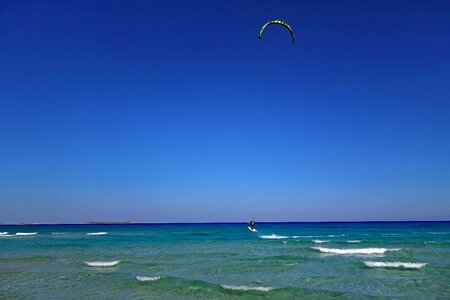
[0,220,449,226]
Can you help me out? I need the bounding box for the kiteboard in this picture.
[248,227,257,232]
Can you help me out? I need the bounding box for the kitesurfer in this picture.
[249,218,256,230]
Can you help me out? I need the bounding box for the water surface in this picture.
[1,222,449,299]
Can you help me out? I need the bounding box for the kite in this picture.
[258,20,295,44]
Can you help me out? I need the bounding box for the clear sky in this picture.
[1,0,449,223]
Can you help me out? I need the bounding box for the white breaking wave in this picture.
[292,235,346,238]
[0,232,8,235]
[347,240,361,243]
[312,247,401,255]
[364,261,427,269]
[424,241,440,244]
[0,234,14,237]
[222,285,274,292]
[86,232,108,235]
[84,261,120,267]
[136,276,163,282]
[313,240,330,244]
[15,232,37,236]
[260,234,347,240]
[260,234,289,239]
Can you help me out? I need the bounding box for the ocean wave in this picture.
[0,232,8,235]
[260,234,289,239]
[51,232,67,235]
[84,261,120,267]
[15,232,37,236]
[364,261,427,269]
[260,234,348,240]
[0,234,14,237]
[424,241,440,245]
[313,240,330,244]
[312,247,401,255]
[293,234,347,238]
[136,276,163,282]
[347,240,361,243]
[86,232,108,235]
[222,285,274,292]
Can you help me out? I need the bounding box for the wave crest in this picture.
[15,232,37,236]
[364,261,426,269]
[424,241,440,244]
[260,234,289,239]
[86,232,108,235]
[136,276,163,282]
[312,240,330,244]
[312,247,400,255]
[84,261,120,267]
[222,285,274,292]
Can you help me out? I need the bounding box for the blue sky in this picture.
[1,0,449,223]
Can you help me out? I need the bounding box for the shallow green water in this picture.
[0,222,449,299]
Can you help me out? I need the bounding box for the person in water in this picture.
[249,218,256,229]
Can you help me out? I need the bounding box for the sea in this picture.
[0,222,449,299]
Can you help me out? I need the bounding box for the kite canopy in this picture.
[258,20,295,44]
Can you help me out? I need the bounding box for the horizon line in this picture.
[1,220,449,226]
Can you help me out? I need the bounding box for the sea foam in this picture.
[347,240,361,243]
[136,276,163,282]
[312,247,400,255]
[364,261,427,269]
[0,232,8,235]
[424,241,440,245]
[86,232,108,236]
[15,232,37,236]
[222,285,274,292]
[313,240,330,244]
[260,234,289,239]
[260,234,347,240]
[84,261,120,267]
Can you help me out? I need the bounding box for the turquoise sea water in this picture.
[0,222,449,299]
